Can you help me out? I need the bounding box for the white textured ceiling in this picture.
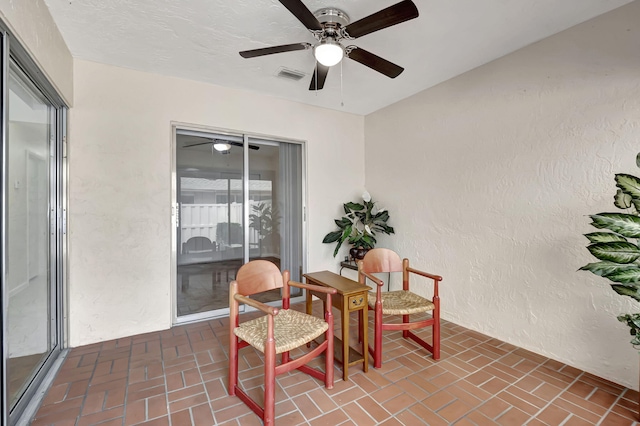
[44,0,633,115]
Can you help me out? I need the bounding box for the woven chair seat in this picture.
[234,309,329,354]
[369,290,435,315]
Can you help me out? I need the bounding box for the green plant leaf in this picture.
[579,261,638,276]
[584,232,628,243]
[618,314,640,346]
[604,267,640,283]
[614,189,633,209]
[611,284,640,302]
[332,225,352,257]
[616,173,640,200]
[590,213,640,238]
[587,241,640,263]
[361,234,376,249]
[322,231,342,244]
[637,152,640,169]
[335,217,351,229]
[374,211,389,222]
[344,202,364,211]
[618,313,640,333]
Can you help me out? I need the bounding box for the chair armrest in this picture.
[359,271,385,287]
[407,266,442,282]
[289,281,338,295]
[234,294,279,316]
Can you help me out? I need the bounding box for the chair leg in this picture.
[325,328,334,389]
[433,314,441,360]
[264,339,276,425]
[433,296,441,360]
[229,335,238,396]
[373,305,383,369]
[402,314,409,338]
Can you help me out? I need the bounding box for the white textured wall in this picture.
[365,2,640,389]
[0,0,72,103]
[69,59,364,346]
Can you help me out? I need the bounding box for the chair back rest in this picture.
[360,248,403,273]
[234,260,283,296]
[183,236,216,254]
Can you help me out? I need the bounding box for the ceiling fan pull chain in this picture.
[340,60,344,107]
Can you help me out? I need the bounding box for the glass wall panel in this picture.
[6,60,55,410]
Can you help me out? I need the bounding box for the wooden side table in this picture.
[303,271,370,380]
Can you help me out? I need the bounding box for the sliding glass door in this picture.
[174,128,304,322]
[2,48,66,424]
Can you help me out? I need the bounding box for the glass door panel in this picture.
[176,132,244,318]
[6,61,55,410]
[248,139,303,299]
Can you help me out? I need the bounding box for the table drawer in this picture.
[348,294,366,310]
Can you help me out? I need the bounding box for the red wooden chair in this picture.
[228,260,337,425]
[358,248,443,368]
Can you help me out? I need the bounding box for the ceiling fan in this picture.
[183,139,260,151]
[239,0,419,90]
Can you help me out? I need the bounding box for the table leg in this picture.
[305,290,313,348]
[306,289,312,316]
[342,300,349,381]
[362,305,368,373]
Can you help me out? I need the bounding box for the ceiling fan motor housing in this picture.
[314,8,349,37]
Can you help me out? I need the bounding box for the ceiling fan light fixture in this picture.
[213,142,231,152]
[314,39,344,67]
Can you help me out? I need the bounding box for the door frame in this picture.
[170,122,308,325]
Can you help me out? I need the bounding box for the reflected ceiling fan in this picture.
[239,0,419,90]
[183,139,260,151]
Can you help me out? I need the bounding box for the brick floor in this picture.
[30,302,640,425]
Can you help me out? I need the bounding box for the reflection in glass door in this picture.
[248,139,303,300]
[5,60,58,412]
[174,129,304,321]
[176,132,245,318]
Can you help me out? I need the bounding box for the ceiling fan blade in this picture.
[347,47,404,78]
[183,141,211,148]
[229,141,260,150]
[183,140,260,150]
[309,63,329,90]
[278,0,322,31]
[239,43,311,58]
[344,0,419,39]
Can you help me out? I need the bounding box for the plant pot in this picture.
[349,247,370,261]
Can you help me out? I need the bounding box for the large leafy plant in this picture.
[580,153,640,346]
[322,191,395,257]
[249,202,279,252]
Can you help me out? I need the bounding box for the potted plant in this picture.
[580,153,640,418]
[322,190,395,259]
